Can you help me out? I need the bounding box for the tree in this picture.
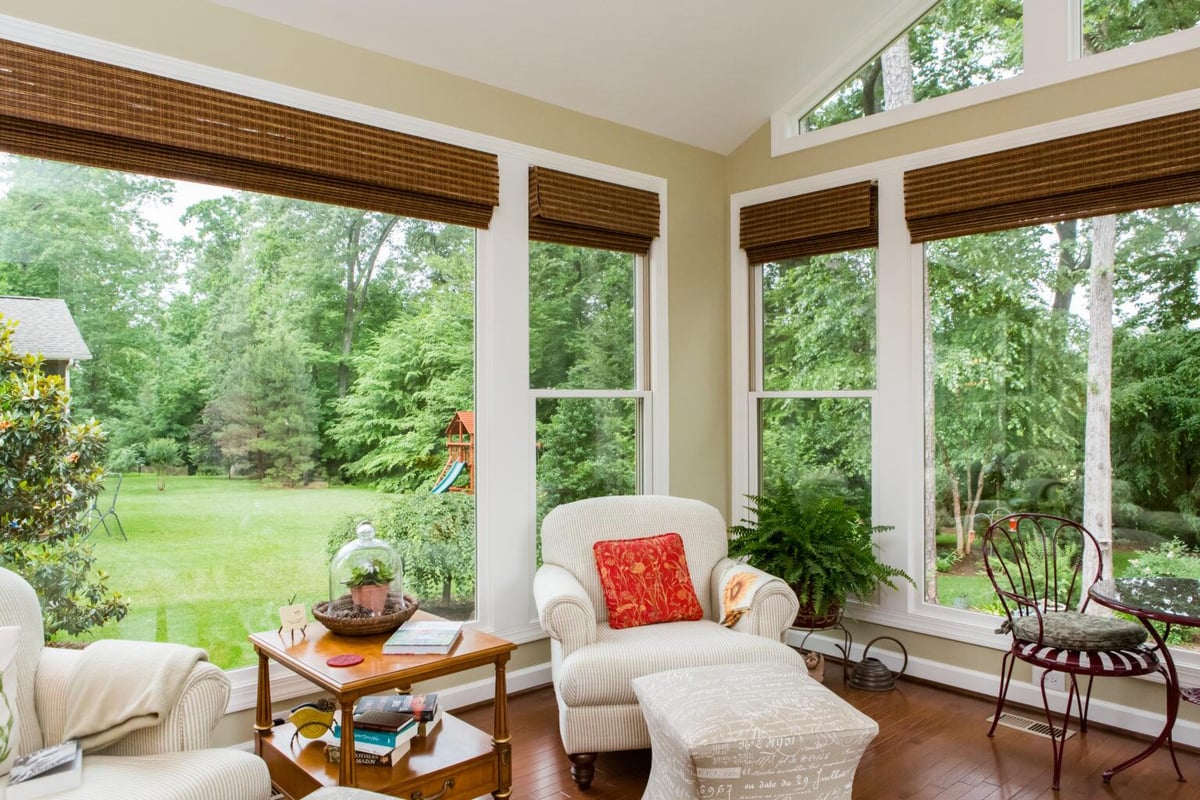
[1082,215,1116,587]
[0,156,173,425]
[144,437,181,491]
[0,316,128,638]
[331,223,475,490]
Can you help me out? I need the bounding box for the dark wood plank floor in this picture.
[457,664,1200,799]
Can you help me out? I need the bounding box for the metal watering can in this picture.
[848,636,908,691]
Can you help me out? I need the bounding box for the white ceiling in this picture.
[209,0,914,154]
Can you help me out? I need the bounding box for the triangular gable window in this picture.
[798,0,1023,134]
[1082,0,1200,54]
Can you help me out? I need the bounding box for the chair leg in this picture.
[1076,674,1095,732]
[110,512,127,541]
[987,651,1016,737]
[1042,669,1075,791]
[569,752,597,790]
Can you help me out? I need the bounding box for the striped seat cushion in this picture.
[1015,641,1159,674]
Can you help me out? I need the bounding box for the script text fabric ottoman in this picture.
[633,662,878,800]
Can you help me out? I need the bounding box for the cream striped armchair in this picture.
[0,566,270,800]
[533,495,803,789]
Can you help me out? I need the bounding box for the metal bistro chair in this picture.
[87,472,127,540]
[983,513,1172,790]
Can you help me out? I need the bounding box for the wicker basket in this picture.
[311,593,419,636]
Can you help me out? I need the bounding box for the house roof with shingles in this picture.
[0,296,92,361]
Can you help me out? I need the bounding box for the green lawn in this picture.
[74,474,387,669]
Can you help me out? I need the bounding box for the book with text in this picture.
[4,739,82,800]
[321,731,411,767]
[382,621,464,655]
[333,718,419,748]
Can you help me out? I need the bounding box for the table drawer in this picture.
[400,757,497,800]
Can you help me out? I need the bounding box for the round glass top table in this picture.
[1089,576,1200,783]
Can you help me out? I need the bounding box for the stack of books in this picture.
[323,695,419,767]
[322,692,445,766]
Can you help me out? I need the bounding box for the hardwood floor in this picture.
[457,664,1200,799]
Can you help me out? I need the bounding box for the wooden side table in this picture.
[249,612,515,799]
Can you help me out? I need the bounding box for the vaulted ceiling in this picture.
[210,0,926,154]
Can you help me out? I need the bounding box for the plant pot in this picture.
[793,594,842,629]
[350,583,390,616]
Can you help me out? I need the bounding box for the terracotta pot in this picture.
[350,583,390,616]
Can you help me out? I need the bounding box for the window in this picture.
[527,167,659,534]
[777,1,1200,155]
[924,204,1200,647]
[800,0,1023,133]
[757,252,876,507]
[0,153,478,667]
[1082,0,1200,55]
[738,182,879,516]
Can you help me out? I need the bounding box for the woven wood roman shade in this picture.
[0,39,498,228]
[529,166,660,254]
[739,182,878,265]
[905,108,1200,242]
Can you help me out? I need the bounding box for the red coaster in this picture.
[327,654,363,668]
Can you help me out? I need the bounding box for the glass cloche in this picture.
[329,521,402,617]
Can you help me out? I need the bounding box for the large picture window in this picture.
[0,154,478,667]
[924,204,1200,648]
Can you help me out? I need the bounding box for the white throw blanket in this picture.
[61,640,206,753]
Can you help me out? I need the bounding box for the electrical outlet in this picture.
[1033,667,1065,691]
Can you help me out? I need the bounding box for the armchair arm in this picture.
[533,564,598,657]
[711,558,799,641]
[36,644,229,755]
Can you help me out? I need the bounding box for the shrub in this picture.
[0,316,128,638]
[144,437,181,491]
[328,492,475,608]
[1122,538,1200,646]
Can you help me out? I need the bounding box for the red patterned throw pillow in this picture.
[593,532,704,629]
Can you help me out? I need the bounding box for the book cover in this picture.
[332,718,418,748]
[324,738,409,768]
[5,739,82,800]
[381,621,464,655]
[354,692,438,726]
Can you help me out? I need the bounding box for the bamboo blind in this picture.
[739,182,878,264]
[0,38,498,228]
[905,108,1200,242]
[529,166,660,254]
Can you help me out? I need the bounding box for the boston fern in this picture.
[728,487,913,617]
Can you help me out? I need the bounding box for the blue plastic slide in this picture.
[431,460,466,494]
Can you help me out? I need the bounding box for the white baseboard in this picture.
[790,630,1200,748]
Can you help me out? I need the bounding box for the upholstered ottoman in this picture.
[632,662,878,800]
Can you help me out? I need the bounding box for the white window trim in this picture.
[772,1,1200,157]
[2,13,669,713]
[736,86,1200,695]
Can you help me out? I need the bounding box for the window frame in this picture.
[736,86,1200,714]
[4,15,669,712]
[772,0,1200,157]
